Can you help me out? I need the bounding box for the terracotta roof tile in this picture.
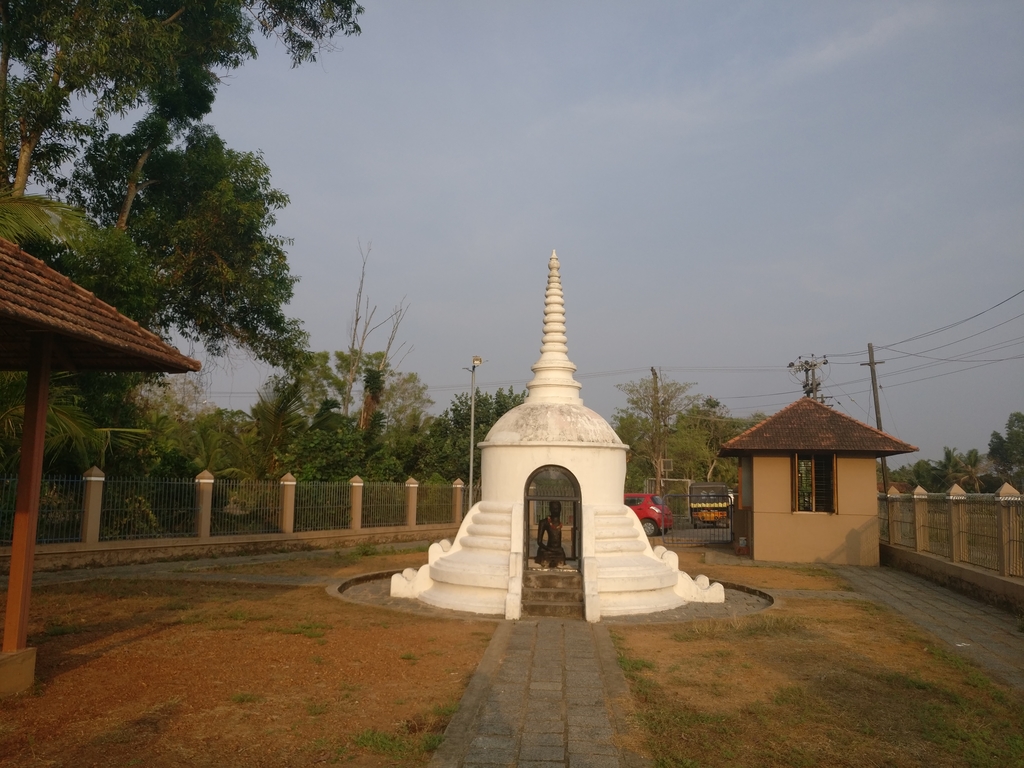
[720,397,917,456]
[0,237,200,373]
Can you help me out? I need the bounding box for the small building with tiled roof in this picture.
[719,398,917,566]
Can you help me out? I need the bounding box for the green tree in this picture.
[613,370,696,494]
[48,126,306,365]
[1,0,363,195]
[420,387,526,483]
[3,0,365,366]
[889,459,939,492]
[989,412,1024,489]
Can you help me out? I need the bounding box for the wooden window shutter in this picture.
[832,453,838,513]
[791,453,797,512]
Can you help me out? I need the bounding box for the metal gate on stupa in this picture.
[524,465,581,566]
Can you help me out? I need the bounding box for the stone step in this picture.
[522,586,583,603]
[523,570,582,591]
[521,569,584,619]
[521,600,583,619]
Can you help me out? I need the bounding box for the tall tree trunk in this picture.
[0,4,10,190]
[116,145,155,229]
[12,118,41,196]
[651,366,663,494]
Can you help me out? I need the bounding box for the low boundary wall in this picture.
[0,523,461,573]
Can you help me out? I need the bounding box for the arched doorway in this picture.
[524,465,581,571]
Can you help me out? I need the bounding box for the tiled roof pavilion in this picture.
[0,237,199,373]
[720,397,917,457]
[1,236,199,686]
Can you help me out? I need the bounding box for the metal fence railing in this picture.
[877,494,889,543]
[38,477,85,543]
[0,476,86,545]
[294,481,350,532]
[211,480,280,536]
[462,484,480,513]
[894,494,916,548]
[0,477,15,545]
[362,481,406,528]
[960,494,999,571]
[101,477,196,541]
[1007,496,1024,578]
[924,493,950,558]
[417,484,453,525]
[0,473,466,546]
[882,489,1023,576]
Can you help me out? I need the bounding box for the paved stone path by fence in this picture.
[830,564,1024,690]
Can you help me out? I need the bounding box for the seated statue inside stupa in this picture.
[535,501,566,568]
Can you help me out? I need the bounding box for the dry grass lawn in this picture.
[4,547,1022,767]
[615,557,1024,768]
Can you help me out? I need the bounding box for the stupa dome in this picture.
[484,402,622,446]
[484,251,621,447]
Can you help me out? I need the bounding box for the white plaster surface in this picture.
[389,251,723,618]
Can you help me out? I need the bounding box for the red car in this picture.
[624,493,673,537]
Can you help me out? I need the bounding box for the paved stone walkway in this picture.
[428,619,647,768]
[830,565,1024,690]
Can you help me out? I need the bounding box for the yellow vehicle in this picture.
[689,483,732,528]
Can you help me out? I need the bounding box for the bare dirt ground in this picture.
[0,550,494,767]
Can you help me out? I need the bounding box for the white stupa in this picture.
[391,251,724,620]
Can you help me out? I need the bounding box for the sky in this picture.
[185,1,1022,466]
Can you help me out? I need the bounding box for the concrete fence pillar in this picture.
[886,486,900,546]
[80,466,104,545]
[948,483,966,563]
[195,470,214,539]
[350,476,363,531]
[279,473,296,534]
[995,482,1021,577]
[406,477,419,528]
[912,485,928,553]
[453,479,464,525]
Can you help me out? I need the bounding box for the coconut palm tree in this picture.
[0,192,84,245]
[957,448,984,493]
[932,447,966,491]
[224,380,307,480]
[0,372,99,472]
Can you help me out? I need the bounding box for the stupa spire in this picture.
[526,250,583,403]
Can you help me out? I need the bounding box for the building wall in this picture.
[751,454,879,565]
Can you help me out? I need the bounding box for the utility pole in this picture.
[650,366,663,496]
[466,356,483,507]
[860,343,889,491]
[788,355,828,403]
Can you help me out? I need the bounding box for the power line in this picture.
[887,287,1024,346]
[879,312,1024,358]
[826,286,1024,358]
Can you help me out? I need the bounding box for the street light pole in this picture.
[467,356,483,508]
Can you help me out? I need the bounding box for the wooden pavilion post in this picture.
[3,332,52,654]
